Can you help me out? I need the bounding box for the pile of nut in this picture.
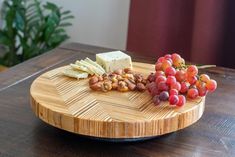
[89,68,147,92]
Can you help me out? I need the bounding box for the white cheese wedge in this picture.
[96,51,132,72]
[63,69,88,79]
[70,63,94,75]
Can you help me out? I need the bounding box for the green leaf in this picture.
[47,12,60,25]
[61,15,74,20]
[0,30,11,46]
[26,2,39,10]
[59,22,72,27]
[3,0,11,9]
[5,7,15,29]
[27,14,40,24]
[61,10,71,15]
[48,34,69,47]
[15,11,25,31]
[54,28,65,34]
[0,0,73,67]
[45,26,55,41]
[43,2,58,11]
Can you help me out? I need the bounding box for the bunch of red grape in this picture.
[146,53,217,107]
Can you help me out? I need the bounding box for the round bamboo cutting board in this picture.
[30,62,205,140]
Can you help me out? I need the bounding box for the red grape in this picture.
[151,88,160,96]
[155,62,162,71]
[170,82,181,91]
[155,76,167,85]
[187,65,198,77]
[206,79,217,92]
[166,76,176,86]
[146,82,156,93]
[157,57,165,63]
[169,95,179,105]
[164,54,172,60]
[175,70,187,82]
[153,95,161,105]
[162,60,172,71]
[198,85,208,96]
[165,67,176,76]
[146,82,160,96]
[200,74,210,83]
[171,53,181,60]
[173,57,185,68]
[159,91,169,101]
[187,76,197,85]
[158,81,169,91]
[180,82,189,93]
[196,80,202,88]
[147,73,156,83]
[176,95,186,107]
[150,54,217,107]
[187,88,199,99]
[150,87,160,96]
[165,58,173,64]
[169,89,178,96]
[155,71,165,78]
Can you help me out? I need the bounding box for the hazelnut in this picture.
[112,82,118,90]
[117,81,129,92]
[118,81,127,87]
[116,75,124,81]
[110,74,118,82]
[90,82,103,91]
[134,74,144,83]
[89,76,99,85]
[124,78,136,91]
[128,78,136,84]
[136,83,146,92]
[122,73,134,80]
[103,81,112,91]
[141,78,147,85]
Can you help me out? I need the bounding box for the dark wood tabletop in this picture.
[0,43,235,157]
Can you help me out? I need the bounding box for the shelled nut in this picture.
[90,82,103,91]
[89,68,147,93]
[124,78,136,91]
[102,81,112,92]
[136,83,146,92]
[112,82,118,90]
[89,76,99,85]
[118,81,129,92]
[134,74,144,83]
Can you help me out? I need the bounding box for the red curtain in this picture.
[127,0,235,68]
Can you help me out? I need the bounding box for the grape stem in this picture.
[197,65,216,69]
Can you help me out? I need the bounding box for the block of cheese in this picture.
[96,51,132,72]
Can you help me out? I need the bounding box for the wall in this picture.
[0,0,130,49]
[48,0,130,50]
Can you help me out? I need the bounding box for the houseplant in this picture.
[0,0,74,67]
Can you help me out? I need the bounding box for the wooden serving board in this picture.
[30,62,205,139]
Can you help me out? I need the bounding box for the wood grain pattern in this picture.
[1,43,235,157]
[30,62,205,138]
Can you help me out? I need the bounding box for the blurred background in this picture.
[0,0,235,69]
[44,0,235,68]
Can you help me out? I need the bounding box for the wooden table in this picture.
[0,43,235,157]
